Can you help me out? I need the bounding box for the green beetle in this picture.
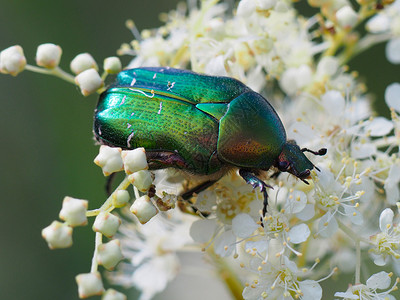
[94,67,326,215]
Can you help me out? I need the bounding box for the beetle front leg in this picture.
[239,169,272,216]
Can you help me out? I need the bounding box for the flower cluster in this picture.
[2,0,400,299]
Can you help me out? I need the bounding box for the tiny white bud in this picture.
[36,43,62,68]
[112,190,130,208]
[386,38,400,65]
[102,289,127,300]
[76,272,104,298]
[130,195,158,224]
[59,196,88,227]
[103,57,122,74]
[75,68,104,96]
[128,170,154,192]
[0,45,26,76]
[121,148,148,174]
[237,0,256,18]
[93,212,121,238]
[336,6,358,29]
[70,53,98,74]
[366,14,390,33]
[94,145,124,176]
[41,221,73,249]
[96,239,124,270]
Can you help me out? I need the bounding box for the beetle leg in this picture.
[239,169,273,216]
[146,151,190,170]
[181,180,218,200]
[105,172,117,196]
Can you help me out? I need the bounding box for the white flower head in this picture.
[70,52,98,74]
[36,43,62,68]
[75,68,104,96]
[335,271,399,300]
[0,45,26,76]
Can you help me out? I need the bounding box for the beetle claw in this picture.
[239,169,272,216]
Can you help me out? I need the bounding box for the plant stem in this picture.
[208,249,244,300]
[90,232,103,273]
[86,175,131,217]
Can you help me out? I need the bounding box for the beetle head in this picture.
[275,140,327,184]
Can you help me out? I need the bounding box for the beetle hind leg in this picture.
[239,169,272,217]
[146,151,190,170]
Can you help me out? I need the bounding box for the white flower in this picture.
[103,56,122,74]
[366,14,390,33]
[128,170,154,192]
[97,239,124,270]
[385,82,400,112]
[75,68,104,96]
[121,148,148,174]
[93,212,121,238]
[70,52,98,74]
[280,65,312,95]
[102,289,126,300]
[384,164,400,205]
[109,210,195,300]
[386,38,400,64]
[0,45,26,76]
[130,195,158,224]
[336,6,358,29]
[335,271,398,300]
[112,190,130,208]
[370,208,400,265]
[36,43,62,68]
[94,145,123,176]
[41,221,73,249]
[76,272,104,298]
[243,256,322,300]
[59,196,88,227]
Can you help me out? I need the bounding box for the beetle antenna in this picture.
[301,178,309,185]
[301,148,327,156]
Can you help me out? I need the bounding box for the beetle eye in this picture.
[278,161,290,171]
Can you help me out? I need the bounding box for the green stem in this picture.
[86,175,131,217]
[25,64,76,84]
[337,219,371,284]
[90,232,103,273]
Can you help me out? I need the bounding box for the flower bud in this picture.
[0,45,26,76]
[93,212,121,238]
[103,57,122,74]
[112,190,130,208]
[36,43,62,68]
[130,195,158,224]
[128,170,154,192]
[237,0,256,18]
[121,148,148,174]
[96,239,124,270]
[75,68,104,96]
[76,272,104,298]
[386,38,400,65]
[94,145,123,176]
[41,221,73,249]
[102,289,126,300]
[366,15,390,34]
[59,196,88,227]
[70,53,98,74]
[336,6,358,29]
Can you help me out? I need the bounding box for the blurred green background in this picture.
[0,1,398,300]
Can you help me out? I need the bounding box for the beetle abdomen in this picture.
[94,88,221,174]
